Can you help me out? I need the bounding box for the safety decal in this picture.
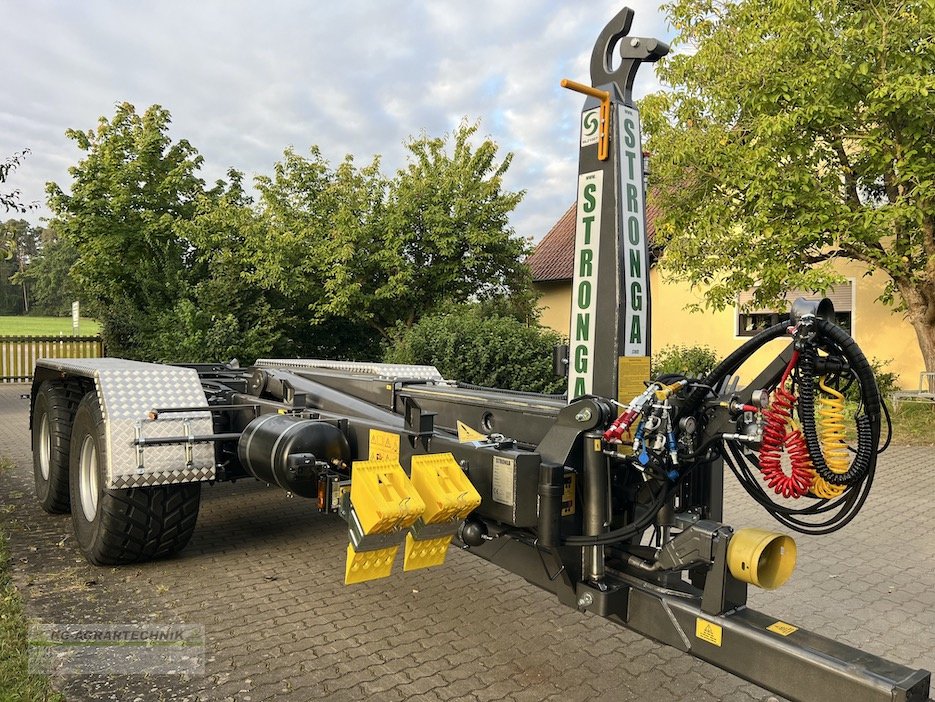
[766,621,798,636]
[562,473,576,516]
[695,618,722,647]
[492,456,515,506]
[580,107,600,147]
[457,421,487,443]
[368,429,400,462]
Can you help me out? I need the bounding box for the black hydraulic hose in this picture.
[723,440,875,535]
[797,320,880,486]
[562,482,672,546]
[704,319,791,390]
[683,320,792,413]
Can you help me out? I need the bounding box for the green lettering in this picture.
[582,215,595,245]
[579,249,593,277]
[631,282,643,311]
[628,215,641,245]
[576,312,589,341]
[627,184,639,213]
[577,280,592,309]
[574,345,588,374]
[628,249,640,278]
[624,118,636,148]
[583,183,597,213]
[574,377,587,397]
[629,316,642,344]
[626,150,636,180]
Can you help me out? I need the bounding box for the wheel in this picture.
[69,392,202,565]
[32,380,82,513]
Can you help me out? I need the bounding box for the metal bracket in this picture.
[700,528,748,616]
[183,418,194,468]
[561,79,611,160]
[402,396,436,439]
[134,421,145,474]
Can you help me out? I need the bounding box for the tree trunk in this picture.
[897,281,935,375]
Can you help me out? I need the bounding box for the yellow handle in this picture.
[561,79,612,161]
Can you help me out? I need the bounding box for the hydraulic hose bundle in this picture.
[704,314,885,535]
[581,304,885,547]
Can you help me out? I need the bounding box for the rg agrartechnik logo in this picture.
[29,623,205,675]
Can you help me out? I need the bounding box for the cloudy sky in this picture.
[2,1,672,242]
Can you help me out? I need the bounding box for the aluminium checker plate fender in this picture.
[33,358,215,488]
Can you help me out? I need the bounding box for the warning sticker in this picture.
[767,621,798,636]
[562,474,576,516]
[618,356,651,404]
[695,618,722,647]
[368,429,400,462]
[492,456,515,506]
[457,420,487,443]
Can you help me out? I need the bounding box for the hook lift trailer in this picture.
[27,7,931,702]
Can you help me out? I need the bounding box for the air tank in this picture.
[237,414,350,498]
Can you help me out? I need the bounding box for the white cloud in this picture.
[1,0,673,241]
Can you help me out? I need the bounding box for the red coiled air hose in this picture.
[758,351,814,498]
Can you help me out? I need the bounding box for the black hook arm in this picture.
[589,6,669,106]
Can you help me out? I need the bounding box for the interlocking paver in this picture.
[0,383,933,701]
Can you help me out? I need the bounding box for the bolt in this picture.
[630,38,641,48]
[575,408,593,422]
[577,593,593,607]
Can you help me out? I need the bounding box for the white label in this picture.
[617,105,648,357]
[492,456,515,506]
[567,170,603,399]
[580,107,600,147]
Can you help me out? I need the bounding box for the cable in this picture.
[797,321,879,486]
[722,439,874,535]
[757,351,813,498]
[563,481,672,546]
[812,377,847,498]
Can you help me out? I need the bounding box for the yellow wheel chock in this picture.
[344,454,481,583]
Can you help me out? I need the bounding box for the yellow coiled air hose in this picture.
[812,377,848,498]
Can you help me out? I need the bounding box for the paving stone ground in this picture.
[0,382,932,702]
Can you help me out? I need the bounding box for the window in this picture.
[736,283,853,337]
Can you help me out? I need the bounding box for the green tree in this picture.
[248,122,533,340]
[642,0,935,371]
[1,150,36,219]
[0,219,41,314]
[47,103,214,355]
[148,172,286,363]
[12,229,80,316]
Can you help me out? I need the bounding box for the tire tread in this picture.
[69,392,201,565]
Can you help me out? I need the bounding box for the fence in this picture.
[0,336,104,382]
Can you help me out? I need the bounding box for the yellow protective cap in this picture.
[727,528,797,590]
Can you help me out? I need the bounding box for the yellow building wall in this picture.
[535,261,923,390]
[536,282,573,338]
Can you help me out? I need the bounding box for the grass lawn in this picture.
[887,402,935,446]
[0,458,64,702]
[0,316,101,337]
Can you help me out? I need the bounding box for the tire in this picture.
[32,380,82,513]
[69,392,202,565]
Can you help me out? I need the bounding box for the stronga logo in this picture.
[580,108,600,147]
